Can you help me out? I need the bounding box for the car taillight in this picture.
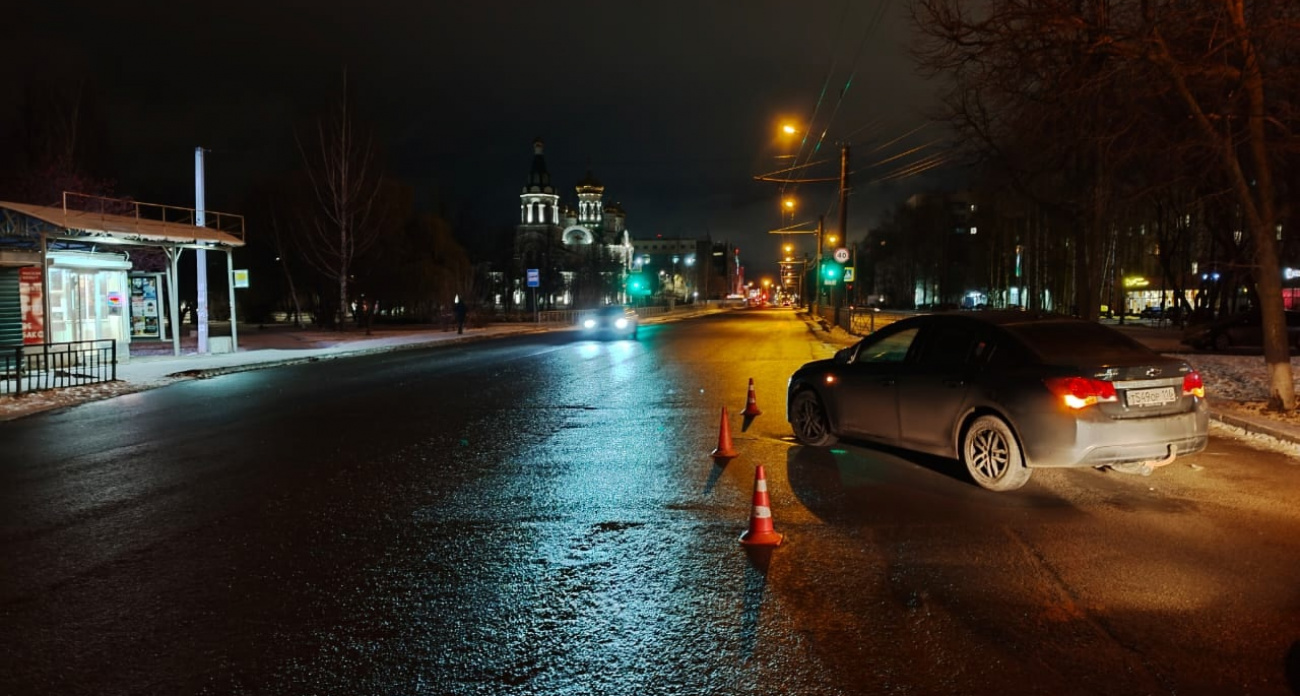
[1183,371,1205,398]
[1044,376,1118,409]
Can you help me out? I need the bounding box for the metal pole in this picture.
[815,216,824,319]
[835,144,850,313]
[227,249,238,351]
[167,248,182,356]
[195,147,209,354]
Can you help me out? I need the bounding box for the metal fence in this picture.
[0,340,118,396]
[812,305,913,336]
[537,303,695,325]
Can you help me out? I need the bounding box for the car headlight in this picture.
[615,318,628,329]
[583,319,596,328]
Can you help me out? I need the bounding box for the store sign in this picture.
[19,267,44,345]
[233,269,251,288]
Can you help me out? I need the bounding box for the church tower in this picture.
[575,170,604,230]
[520,139,559,225]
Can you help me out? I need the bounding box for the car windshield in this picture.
[1003,321,1150,363]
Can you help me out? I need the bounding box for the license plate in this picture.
[1127,386,1177,407]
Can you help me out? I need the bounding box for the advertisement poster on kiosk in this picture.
[129,273,163,339]
[19,266,44,345]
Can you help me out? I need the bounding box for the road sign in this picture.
[527,268,539,288]
[833,247,850,263]
[843,267,855,282]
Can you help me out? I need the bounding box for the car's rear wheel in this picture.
[962,415,1031,491]
[790,389,837,447]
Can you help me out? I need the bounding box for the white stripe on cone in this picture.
[751,506,772,518]
[755,480,767,492]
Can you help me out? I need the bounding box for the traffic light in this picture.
[820,260,844,285]
[626,272,651,297]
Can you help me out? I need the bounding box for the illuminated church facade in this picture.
[513,139,633,310]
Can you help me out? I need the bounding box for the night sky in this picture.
[8,1,952,269]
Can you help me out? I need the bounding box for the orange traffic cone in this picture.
[741,378,762,417]
[711,407,738,461]
[739,464,783,547]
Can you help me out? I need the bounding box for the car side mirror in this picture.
[834,346,854,364]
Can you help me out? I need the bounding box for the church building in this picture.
[513,139,633,310]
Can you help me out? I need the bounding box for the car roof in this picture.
[924,310,1088,328]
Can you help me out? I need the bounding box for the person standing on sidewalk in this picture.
[454,297,468,335]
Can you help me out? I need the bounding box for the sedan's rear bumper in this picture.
[1021,403,1209,468]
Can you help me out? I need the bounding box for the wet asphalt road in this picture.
[2,309,1300,695]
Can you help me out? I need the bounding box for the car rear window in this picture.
[1002,321,1150,363]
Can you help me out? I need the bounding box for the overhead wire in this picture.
[815,0,892,223]
[778,1,854,202]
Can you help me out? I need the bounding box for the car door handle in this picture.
[943,379,965,388]
[878,379,896,386]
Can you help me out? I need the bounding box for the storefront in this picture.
[44,251,132,351]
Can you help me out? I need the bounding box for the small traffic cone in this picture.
[711,406,738,461]
[739,464,783,547]
[741,378,762,417]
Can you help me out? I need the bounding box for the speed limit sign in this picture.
[833,247,850,263]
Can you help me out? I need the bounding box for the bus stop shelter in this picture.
[0,192,246,357]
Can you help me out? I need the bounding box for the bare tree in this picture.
[269,205,306,327]
[913,0,1299,410]
[294,72,385,328]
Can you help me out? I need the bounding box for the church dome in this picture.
[575,169,604,195]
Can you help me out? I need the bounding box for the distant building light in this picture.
[969,226,977,235]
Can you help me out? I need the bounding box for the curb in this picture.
[148,326,552,381]
[1209,410,1300,448]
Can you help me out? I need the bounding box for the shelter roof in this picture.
[0,198,245,249]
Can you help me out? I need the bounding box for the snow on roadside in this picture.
[1171,352,1300,403]
[0,377,179,421]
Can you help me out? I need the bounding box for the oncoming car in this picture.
[580,305,639,340]
[786,311,1208,491]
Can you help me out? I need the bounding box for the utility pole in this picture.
[755,144,852,322]
[195,146,209,354]
[816,215,824,318]
[832,144,850,316]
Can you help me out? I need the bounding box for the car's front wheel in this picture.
[789,389,837,447]
[962,415,1031,491]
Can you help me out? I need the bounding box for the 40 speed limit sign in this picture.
[833,247,850,263]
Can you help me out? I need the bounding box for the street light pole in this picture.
[757,143,852,322]
[816,215,824,319]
